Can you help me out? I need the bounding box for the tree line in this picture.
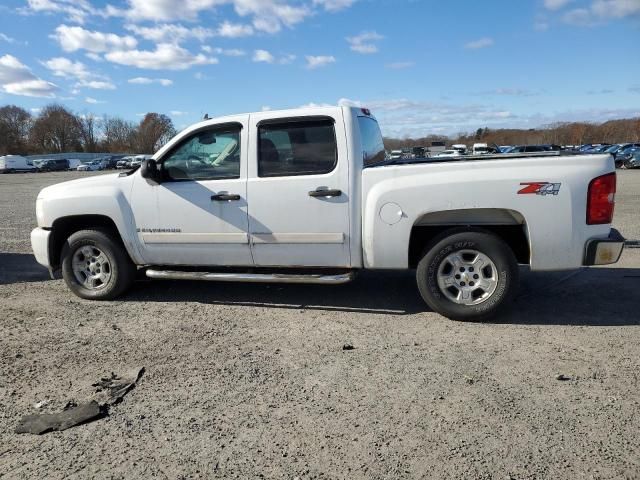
[384,117,640,150]
[0,104,176,156]
[3,102,639,156]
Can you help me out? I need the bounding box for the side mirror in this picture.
[140,159,161,183]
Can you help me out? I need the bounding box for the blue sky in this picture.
[0,0,639,137]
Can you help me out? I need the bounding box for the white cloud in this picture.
[253,49,275,63]
[0,54,58,98]
[544,0,573,10]
[563,0,640,25]
[43,57,90,80]
[313,0,357,11]
[346,31,383,54]
[591,0,640,18]
[170,110,188,116]
[305,55,336,69]
[105,43,218,70]
[204,46,246,56]
[128,77,173,86]
[85,96,105,104]
[385,61,415,69]
[217,21,254,37]
[300,102,333,108]
[261,105,272,111]
[125,23,214,43]
[43,56,115,90]
[30,107,42,114]
[563,8,595,25]
[464,37,494,49]
[25,0,95,24]
[0,33,16,44]
[52,24,137,53]
[79,80,115,89]
[110,0,314,35]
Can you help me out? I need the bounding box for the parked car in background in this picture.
[435,150,463,158]
[616,147,640,168]
[451,144,467,154]
[615,143,640,158]
[37,159,69,172]
[621,151,640,169]
[499,145,512,153]
[129,155,152,168]
[389,150,403,160]
[77,160,103,171]
[98,156,121,170]
[472,143,490,155]
[67,159,83,170]
[116,156,134,169]
[0,155,35,173]
[506,145,548,153]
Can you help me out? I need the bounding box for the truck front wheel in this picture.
[61,229,135,300]
[416,229,518,321]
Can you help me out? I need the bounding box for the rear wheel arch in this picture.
[408,209,531,268]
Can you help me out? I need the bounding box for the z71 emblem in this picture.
[518,182,561,196]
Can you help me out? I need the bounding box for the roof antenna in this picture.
[203,113,209,120]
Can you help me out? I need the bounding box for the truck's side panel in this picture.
[361,154,614,270]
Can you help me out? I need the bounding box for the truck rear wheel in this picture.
[61,229,135,300]
[416,229,518,321]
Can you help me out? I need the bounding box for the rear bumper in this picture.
[583,228,625,266]
[31,227,52,269]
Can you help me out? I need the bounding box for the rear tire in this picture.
[61,229,135,300]
[416,228,519,321]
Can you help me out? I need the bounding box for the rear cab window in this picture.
[358,116,385,167]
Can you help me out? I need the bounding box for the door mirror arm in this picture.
[140,159,162,183]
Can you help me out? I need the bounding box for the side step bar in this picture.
[145,269,355,285]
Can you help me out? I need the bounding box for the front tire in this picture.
[61,229,135,300]
[416,229,519,321]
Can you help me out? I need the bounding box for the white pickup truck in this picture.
[30,106,624,321]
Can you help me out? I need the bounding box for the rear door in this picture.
[247,111,351,267]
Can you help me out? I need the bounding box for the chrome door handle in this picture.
[211,193,241,201]
[308,188,342,198]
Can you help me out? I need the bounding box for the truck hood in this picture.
[37,173,122,199]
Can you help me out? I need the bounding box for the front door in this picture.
[131,120,253,266]
[247,113,351,267]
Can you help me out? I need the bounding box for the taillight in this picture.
[586,172,616,225]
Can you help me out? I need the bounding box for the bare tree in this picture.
[136,113,176,154]
[29,104,82,153]
[101,116,136,153]
[78,114,101,153]
[0,105,32,155]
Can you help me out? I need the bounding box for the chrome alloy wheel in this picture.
[436,249,499,306]
[71,245,112,290]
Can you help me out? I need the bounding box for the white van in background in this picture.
[0,155,35,173]
[472,143,490,155]
[67,159,83,170]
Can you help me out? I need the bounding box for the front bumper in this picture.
[583,228,625,266]
[31,227,52,269]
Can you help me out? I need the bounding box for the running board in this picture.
[145,269,355,285]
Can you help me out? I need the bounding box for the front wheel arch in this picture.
[49,215,132,271]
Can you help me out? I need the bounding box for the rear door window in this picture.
[258,119,337,177]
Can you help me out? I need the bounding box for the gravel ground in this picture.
[1,170,639,479]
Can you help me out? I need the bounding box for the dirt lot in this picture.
[1,170,639,479]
